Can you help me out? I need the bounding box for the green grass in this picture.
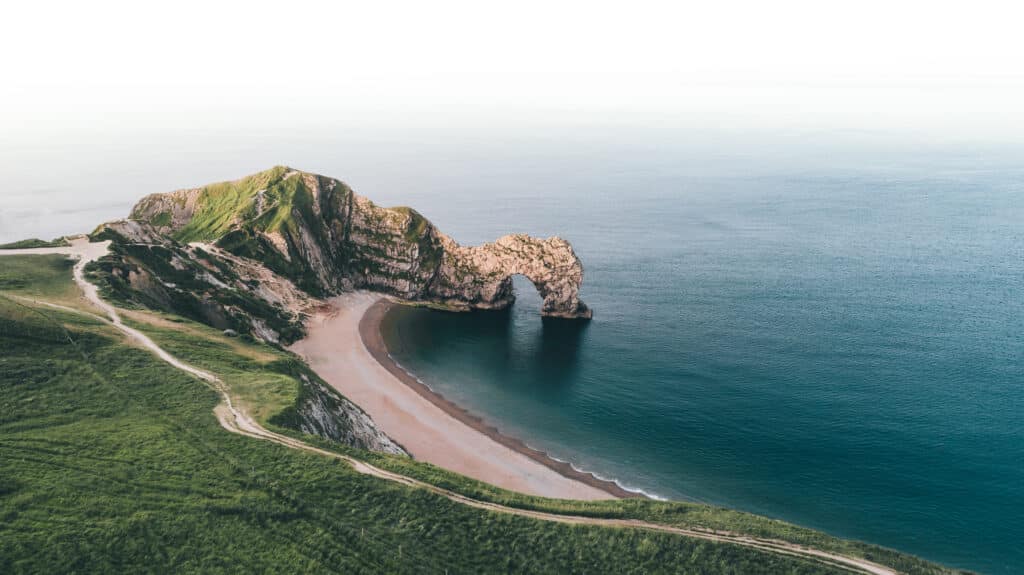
[346,453,964,575]
[145,166,329,297]
[0,238,70,250]
[0,254,966,574]
[149,211,172,227]
[252,173,305,235]
[171,167,289,243]
[0,255,80,305]
[120,314,298,423]
[167,166,316,244]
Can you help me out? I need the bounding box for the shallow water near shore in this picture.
[380,164,1024,575]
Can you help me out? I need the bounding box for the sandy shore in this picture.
[290,292,627,500]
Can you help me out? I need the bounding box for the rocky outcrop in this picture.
[430,234,592,318]
[270,373,406,455]
[129,167,591,318]
[88,219,316,344]
[131,188,203,231]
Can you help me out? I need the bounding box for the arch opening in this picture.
[494,272,591,320]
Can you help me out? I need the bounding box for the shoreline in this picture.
[359,298,642,500]
[290,293,616,500]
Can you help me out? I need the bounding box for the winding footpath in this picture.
[0,238,900,575]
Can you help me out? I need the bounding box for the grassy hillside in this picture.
[135,166,307,244]
[130,166,343,296]
[0,255,964,574]
[84,228,307,343]
[0,238,70,250]
[0,256,79,305]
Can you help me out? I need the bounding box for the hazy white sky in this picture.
[3,0,1024,243]
[3,0,1024,139]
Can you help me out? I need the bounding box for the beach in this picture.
[289,292,626,500]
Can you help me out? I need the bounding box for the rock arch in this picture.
[429,234,592,319]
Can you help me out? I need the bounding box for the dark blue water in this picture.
[380,163,1023,574]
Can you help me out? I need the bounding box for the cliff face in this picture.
[88,219,313,344]
[269,373,406,455]
[130,166,591,319]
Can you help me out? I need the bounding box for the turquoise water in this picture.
[381,164,1023,574]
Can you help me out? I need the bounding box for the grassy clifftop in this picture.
[0,237,70,250]
[131,166,301,243]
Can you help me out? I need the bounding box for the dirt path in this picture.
[0,241,901,575]
[1,238,218,382]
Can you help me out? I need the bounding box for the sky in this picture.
[2,0,1024,242]
[3,0,1024,138]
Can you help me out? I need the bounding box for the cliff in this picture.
[130,166,591,319]
[88,219,312,344]
[268,368,406,455]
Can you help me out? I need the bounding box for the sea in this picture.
[2,123,1021,574]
